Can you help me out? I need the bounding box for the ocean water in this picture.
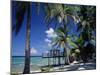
[11,56,65,73]
[11,56,46,73]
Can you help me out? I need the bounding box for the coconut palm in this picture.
[12,1,46,73]
[44,4,81,28]
[44,4,80,64]
[77,6,96,41]
[72,34,96,63]
[76,6,96,62]
[12,1,31,74]
[51,27,78,64]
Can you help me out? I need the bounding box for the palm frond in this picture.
[66,37,78,48]
[13,2,27,35]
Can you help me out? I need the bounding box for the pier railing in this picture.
[42,50,64,58]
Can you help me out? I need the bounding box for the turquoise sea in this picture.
[11,56,65,73]
[11,56,47,73]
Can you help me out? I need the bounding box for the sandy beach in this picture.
[11,62,96,75]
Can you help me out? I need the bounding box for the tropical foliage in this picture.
[12,1,96,74]
[44,4,96,64]
[49,27,78,64]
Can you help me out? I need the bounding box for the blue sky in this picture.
[11,2,80,56]
[12,2,49,56]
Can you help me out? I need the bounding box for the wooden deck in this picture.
[42,49,66,66]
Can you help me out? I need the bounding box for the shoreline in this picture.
[11,62,96,74]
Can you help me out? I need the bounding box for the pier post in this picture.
[47,53,50,66]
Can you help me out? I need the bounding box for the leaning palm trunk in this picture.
[64,47,70,65]
[23,3,31,74]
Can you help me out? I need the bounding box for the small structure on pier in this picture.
[42,49,64,66]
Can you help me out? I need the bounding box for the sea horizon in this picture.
[12,55,42,57]
[11,55,65,73]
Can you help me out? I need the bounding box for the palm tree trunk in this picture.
[64,47,70,65]
[23,3,31,74]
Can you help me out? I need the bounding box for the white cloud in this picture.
[45,28,57,38]
[45,28,58,48]
[31,47,37,54]
[45,28,54,34]
[44,38,52,48]
[44,38,51,43]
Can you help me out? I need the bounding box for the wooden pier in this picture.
[42,49,65,66]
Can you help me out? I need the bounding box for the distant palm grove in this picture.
[12,1,96,74]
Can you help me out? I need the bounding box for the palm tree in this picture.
[72,34,96,63]
[44,4,80,27]
[44,4,80,64]
[44,4,96,64]
[51,27,78,64]
[12,1,31,74]
[77,6,96,41]
[76,6,96,62]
